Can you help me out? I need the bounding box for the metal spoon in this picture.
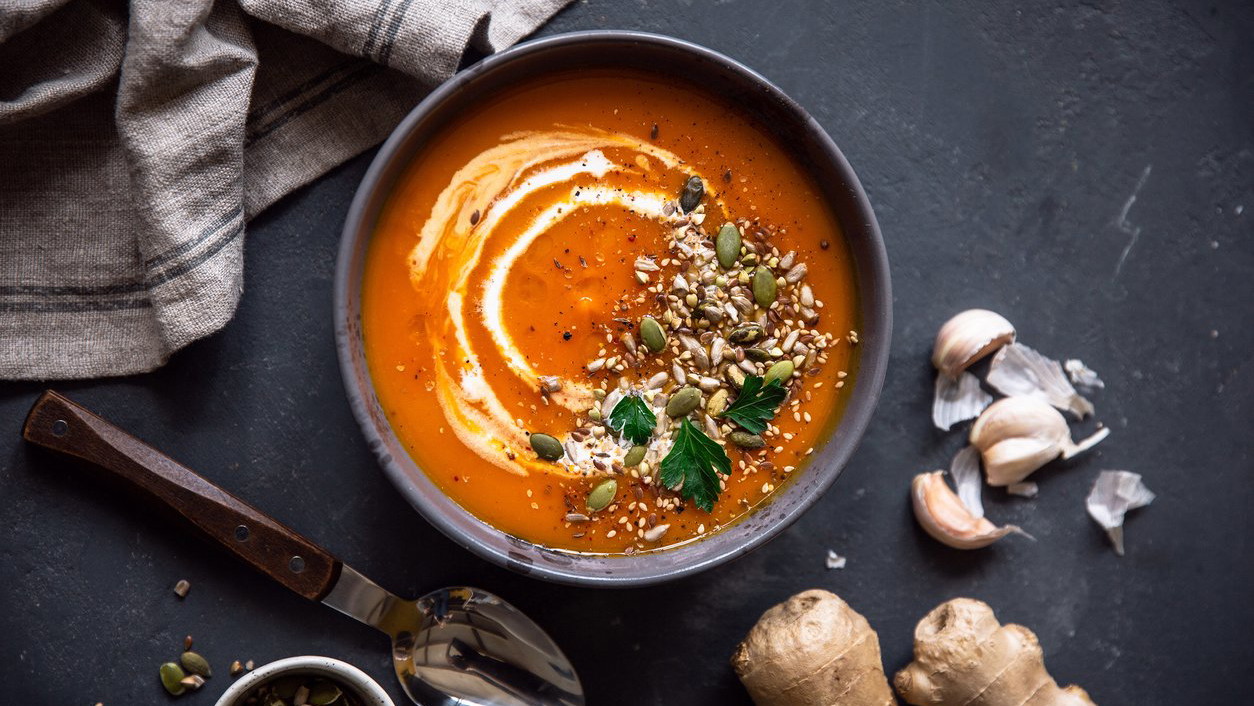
[23,391,583,706]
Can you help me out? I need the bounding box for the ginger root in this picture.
[731,589,896,706]
[894,598,1096,706]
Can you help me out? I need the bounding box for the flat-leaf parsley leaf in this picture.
[608,394,655,445]
[719,375,786,433]
[660,418,731,512]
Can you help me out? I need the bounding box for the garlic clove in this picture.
[970,396,1110,486]
[911,471,1026,550]
[986,342,1095,418]
[949,445,984,519]
[980,436,1064,486]
[932,309,1016,379]
[932,371,994,431]
[1086,470,1155,556]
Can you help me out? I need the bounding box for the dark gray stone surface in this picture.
[2,1,1251,703]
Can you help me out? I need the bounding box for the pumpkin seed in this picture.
[716,223,742,269]
[529,433,564,461]
[753,267,777,307]
[588,407,603,422]
[160,662,187,696]
[706,389,730,417]
[180,651,212,678]
[744,347,772,362]
[308,680,343,705]
[729,431,766,448]
[725,365,747,389]
[665,387,702,417]
[640,316,666,353]
[728,323,763,345]
[764,360,795,386]
[587,479,618,511]
[623,445,647,467]
[679,175,704,212]
[741,252,759,267]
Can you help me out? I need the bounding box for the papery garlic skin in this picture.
[911,471,1024,550]
[987,343,1095,418]
[970,396,1110,486]
[1086,470,1155,556]
[932,309,1016,379]
[932,371,994,431]
[949,445,985,519]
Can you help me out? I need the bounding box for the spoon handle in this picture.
[23,390,342,601]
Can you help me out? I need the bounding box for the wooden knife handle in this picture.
[23,390,342,601]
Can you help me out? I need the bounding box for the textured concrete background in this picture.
[2,0,1251,703]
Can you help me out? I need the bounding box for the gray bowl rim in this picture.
[334,29,892,587]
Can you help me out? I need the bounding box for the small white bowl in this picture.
[214,656,394,706]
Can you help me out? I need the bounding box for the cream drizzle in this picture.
[407,128,715,477]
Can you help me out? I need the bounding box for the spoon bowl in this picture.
[322,565,583,706]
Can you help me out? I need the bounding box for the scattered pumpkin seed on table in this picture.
[159,662,186,696]
[180,650,212,677]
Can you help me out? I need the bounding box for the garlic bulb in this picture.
[932,309,1016,379]
[911,471,1025,549]
[969,396,1110,486]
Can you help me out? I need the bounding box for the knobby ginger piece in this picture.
[732,590,895,706]
[895,598,1097,706]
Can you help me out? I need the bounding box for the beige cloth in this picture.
[0,0,570,379]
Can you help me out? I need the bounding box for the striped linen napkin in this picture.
[0,0,570,379]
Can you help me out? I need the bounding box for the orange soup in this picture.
[362,70,859,554]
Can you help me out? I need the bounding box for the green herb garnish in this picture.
[608,393,656,445]
[719,375,786,434]
[660,418,731,512]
